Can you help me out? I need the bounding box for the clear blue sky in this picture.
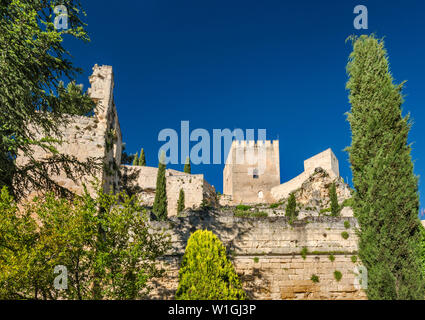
[65,0,425,210]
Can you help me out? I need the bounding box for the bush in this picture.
[341,198,354,208]
[235,210,267,218]
[329,254,335,262]
[334,270,342,282]
[235,204,252,211]
[344,221,351,229]
[300,247,308,260]
[341,231,349,240]
[311,274,320,283]
[351,255,358,263]
[176,230,246,300]
[285,193,298,224]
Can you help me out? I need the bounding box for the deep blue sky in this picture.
[66,0,425,210]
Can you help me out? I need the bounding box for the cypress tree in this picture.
[139,148,146,166]
[184,157,191,174]
[177,189,185,215]
[153,151,168,220]
[175,230,246,300]
[132,152,138,166]
[346,34,424,299]
[329,183,340,216]
[285,193,297,224]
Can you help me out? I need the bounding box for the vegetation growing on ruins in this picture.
[0,186,170,299]
[333,270,342,282]
[341,231,349,240]
[177,189,185,215]
[311,274,320,283]
[329,255,335,262]
[329,183,340,216]
[175,230,246,300]
[346,34,425,299]
[285,193,298,224]
[344,221,351,229]
[153,152,168,220]
[0,1,98,199]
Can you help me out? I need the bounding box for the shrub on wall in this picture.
[285,193,297,224]
[329,183,340,216]
[175,230,246,300]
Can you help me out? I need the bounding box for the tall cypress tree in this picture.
[184,157,191,174]
[329,183,340,216]
[153,151,168,220]
[177,189,185,215]
[132,152,138,166]
[139,148,146,166]
[285,193,297,224]
[346,34,424,299]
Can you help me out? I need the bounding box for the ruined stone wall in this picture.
[223,140,280,204]
[16,65,122,198]
[271,149,340,201]
[148,213,366,300]
[121,165,217,216]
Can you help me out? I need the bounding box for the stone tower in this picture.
[223,140,280,204]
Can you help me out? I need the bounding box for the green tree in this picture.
[139,148,146,166]
[132,152,139,166]
[285,193,297,224]
[153,151,168,220]
[184,156,191,174]
[177,189,185,215]
[346,34,424,299]
[329,183,340,216]
[0,1,97,199]
[175,230,246,300]
[0,186,170,300]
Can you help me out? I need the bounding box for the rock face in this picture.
[288,167,352,212]
[148,210,366,300]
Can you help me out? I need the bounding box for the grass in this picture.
[235,210,268,218]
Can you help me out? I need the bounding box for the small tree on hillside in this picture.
[153,151,168,220]
[285,193,297,224]
[184,157,191,174]
[177,189,185,215]
[175,230,246,300]
[139,148,146,166]
[329,183,340,216]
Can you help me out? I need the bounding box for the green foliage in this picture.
[184,157,191,174]
[300,247,308,260]
[0,186,170,300]
[344,221,351,229]
[310,274,320,283]
[329,254,335,262]
[346,34,425,299]
[236,204,252,211]
[177,189,185,215]
[0,1,97,199]
[329,183,340,216]
[175,230,246,300]
[334,270,342,282]
[269,203,281,209]
[341,198,354,208]
[138,148,146,166]
[320,207,331,214]
[285,193,298,224]
[153,151,168,220]
[351,255,358,263]
[253,257,259,263]
[341,231,349,240]
[234,210,268,218]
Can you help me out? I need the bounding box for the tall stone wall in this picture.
[148,212,366,300]
[16,64,122,198]
[121,165,217,216]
